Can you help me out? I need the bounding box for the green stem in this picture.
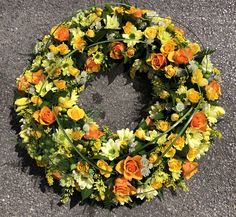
[52,108,114,175]
[129,106,194,156]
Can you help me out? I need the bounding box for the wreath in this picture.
[14,3,225,208]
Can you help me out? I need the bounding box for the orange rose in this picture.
[173,48,193,65]
[52,171,62,180]
[110,42,125,59]
[113,177,136,204]
[85,57,101,73]
[52,25,70,42]
[84,124,104,140]
[182,160,198,180]
[190,111,208,132]
[33,106,56,125]
[115,155,143,181]
[127,6,142,18]
[17,76,30,91]
[31,69,45,85]
[205,80,221,101]
[147,53,167,70]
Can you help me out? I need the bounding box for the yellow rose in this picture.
[71,131,84,141]
[57,43,70,55]
[86,29,95,38]
[126,47,136,58]
[168,134,185,151]
[76,161,89,173]
[31,96,42,105]
[49,44,59,54]
[171,113,179,122]
[72,36,86,52]
[191,69,208,87]
[168,158,182,172]
[134,128,146,140]
[67,106,85,121]
[187,148,199,161]
[164,65,176,78]
[159,90,170,99]
[187,88,201,103]
[148,152,158,164]
[53,80,66,90]
[144,26,157,40]
[31,130,42,138]
[189,43,201,55]
[15,97,30,106]
[162,144,176,158]
[160,40,176,56]
[151,181,162,190]
[157,120,170,132]
[97,160,112,178]
[68,66,80,76]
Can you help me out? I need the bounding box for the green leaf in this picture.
[152,112,164,121]
[81,188,94,201]
[195,49,215,63]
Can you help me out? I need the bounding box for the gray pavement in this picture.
[0,0,235,216]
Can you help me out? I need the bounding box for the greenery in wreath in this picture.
[14,3,225,208]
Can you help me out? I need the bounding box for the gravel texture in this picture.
[0,0,235,216]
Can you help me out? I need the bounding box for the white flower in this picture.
[105,15,120,29]
[176,85,188,95]
[53,128,73,146]
[73,171,94,190]
[201,55,213,72]
[136,185,158,201]
[145,130,167,145]
[101,139,120,160]
[75,71,88,85]
[141,155,153,177]
[186,127,203,149]
[117,128,134,146]
[188,60,199,72]
[176,101,185,112]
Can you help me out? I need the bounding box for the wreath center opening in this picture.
[79,63,151,132]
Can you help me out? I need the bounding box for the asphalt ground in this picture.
[0,0,235,216]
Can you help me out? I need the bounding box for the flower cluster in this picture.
[14,4,224,208]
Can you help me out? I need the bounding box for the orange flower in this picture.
[52,171,62,180]
[115,155,143,181]
[173,48,193,65]
[113,177,136,204]
[182,160,198,180]
[146,53,167,70]
[30,69,45,85]
[205,80,221,101]
[190,111,208,132]
[17,76,30,91]
[84,124,104,140]
[33,106,56,125]
[85,57,101,73]
[127,6,142,18]
[110,42,125,59]
[52,25,70,42]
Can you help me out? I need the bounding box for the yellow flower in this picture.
[71,131,84,141]
[157,120,170,132]
[187,148,199,161]
[72,36,86,52]
[148,152,158,164]
[134,128,146,140]
[151,181,162,190]
[31,130,42,138]
[168,134,185,151]
[68,66,80,76]
[144,26,157,40]
[160,40,176,56]
[171,113,179,122]
[53,80,66,90]
[168,158,182,172]
[15,97,30,106]
[96,7,103,16]
[112,6,124,14]
[97,160,112,178]
[164,65,176,78]
[187,88,200,103]
[105,15,120,29]
[126,47,136,58]
[76,161,89,173]
[49,44,59,54]
[57,43,70,55]
[189,43,201,55]
[86,29,95,38]
[191,69,208,87]
[162,144,176,158]
[31,96,42,105]
[159,90,170,99]
[67,106,85,121]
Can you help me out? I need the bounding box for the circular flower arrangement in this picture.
[14,4,225,208]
